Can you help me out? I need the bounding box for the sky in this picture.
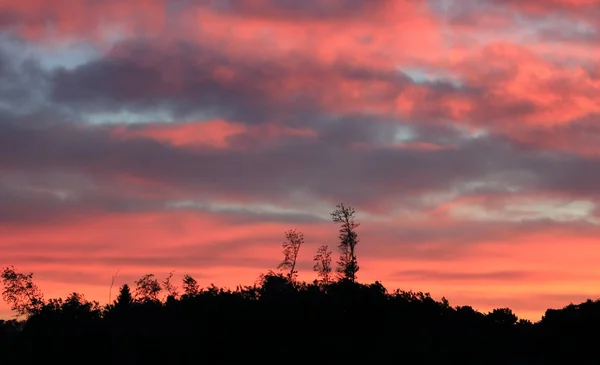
[2,0,600,321]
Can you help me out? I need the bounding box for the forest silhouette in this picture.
[0,203,596,363]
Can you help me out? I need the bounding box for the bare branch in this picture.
[109,269,121,304]
[277,229,304,282]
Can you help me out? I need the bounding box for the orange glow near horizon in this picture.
[1,0,600,321]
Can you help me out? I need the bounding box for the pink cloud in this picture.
[111,120,317,149]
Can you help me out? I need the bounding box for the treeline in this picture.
[0,204,598,363]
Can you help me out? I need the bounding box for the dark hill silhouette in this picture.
[0,203,594,363]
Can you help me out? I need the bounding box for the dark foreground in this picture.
[0,276,598,364]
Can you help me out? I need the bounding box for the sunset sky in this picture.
[2,0,600,321]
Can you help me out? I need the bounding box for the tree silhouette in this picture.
[488,307,518,325]
[277,229,304,282]
[1,266,44,317]
[115,284,133,308]
[331,203,360,282]
[313,244,332,285]
[182,274,200,297]
[133,274,161,302]
[62,292,102,322]
[162,271,179,300]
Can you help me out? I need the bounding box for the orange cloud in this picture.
[111,120,318,150]
[111,120,247,148]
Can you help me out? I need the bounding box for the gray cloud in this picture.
[0,117,518,208]
[0,43,48,112]
[48,39,418,127]
[3,107,600,219]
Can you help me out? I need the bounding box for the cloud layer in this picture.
[1,0,600,320]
